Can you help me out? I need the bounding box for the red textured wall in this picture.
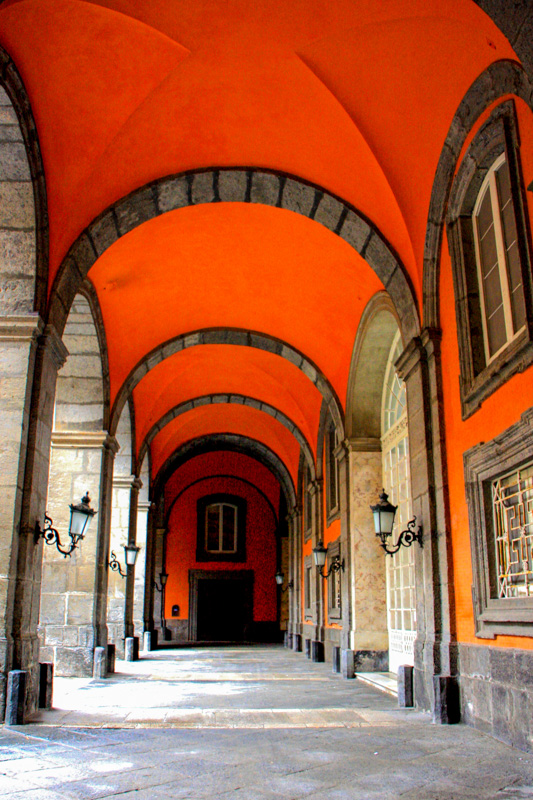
[164,453,280,622]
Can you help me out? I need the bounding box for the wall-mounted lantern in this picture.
[275,571,294,592]
[109,544,141,578]
[312,541,345,579]
[34,492,96,557]
[153,572,168,593]
[370,489,422,556]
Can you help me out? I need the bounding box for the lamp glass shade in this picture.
[370,490,397,537]
[124,544,141,566]
[275,572,284,586]
[69,493,96,539]
[312,541,327,568]
[160,572,168,586]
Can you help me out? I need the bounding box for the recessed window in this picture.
[205,502,238,554]
[196,494,246,562]
[447,100,533,419]
[327,539,342,621]
[304,555,312,618]
[304,465,313,541]
[326,422,340,521]
[473,154,526,363]
[464,409,533,638]
[491,462,533,599]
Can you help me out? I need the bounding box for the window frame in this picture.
[327,538,342,621]
[447,100,533,419]
[304,555,313,620]
[325,421,340,523]
[464,408,533,638]
[303,465,313,542]
[196,493,247,563]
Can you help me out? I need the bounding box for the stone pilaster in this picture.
[124,477,143,640]
[153,526,167,639]
[40,431,115,676]
[143,502,157,637]
[287,506,301,643]
[8,323,67,718]
[0,315,43,719]
[107,473,136,657]
[133,496,150,638]
[310,478,323,645]
[345,437,388,669]
[396,329,457,721]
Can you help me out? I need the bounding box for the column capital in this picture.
[0,313,44,342]
[395,335,425,382]
[103,434,120,456]
[51,430,109,449]
[343,436,381,453]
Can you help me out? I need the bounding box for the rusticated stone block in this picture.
[114,186,156,235]
[250,172,279,206]
[340,210,370,253]
[0,142,30,180]
[55,646,94,677]
[0,182,34,228]
[313,194,344,231]
[157,176,189,213]
[218,170,247,202]
[282,179,316,217]
[88,212,118,257]
[191,171,215,204]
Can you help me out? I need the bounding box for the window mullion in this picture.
[490,168,514,340]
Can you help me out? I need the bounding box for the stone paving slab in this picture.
[1,645,533,798]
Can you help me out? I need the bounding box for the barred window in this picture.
[492,463,533,599]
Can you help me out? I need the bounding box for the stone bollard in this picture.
[39,663,53,709]
[93,646,107,679]
[311,640,324,662]
[398,665,414,708]
[5,670,27,725]
[125,636,140,662]
[143,631,152,652]
[107,644,116,674]
[341,649,355,679]
[332,646,341,674]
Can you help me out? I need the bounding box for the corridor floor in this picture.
[1,645,532,799]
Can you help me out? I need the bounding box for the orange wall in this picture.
[164,465,279,623]
[440,97,533,649]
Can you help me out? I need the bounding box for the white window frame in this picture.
[473,153,525,365]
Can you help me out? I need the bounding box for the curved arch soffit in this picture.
[152,433,296,510]
[111,328,344,439]
[48,167,420,343]
[164,474,279,530]
[424,59,533,327]
[345,292,400,441]
[77,279,111,431]
[0,46,48,318]
[138,393,316,480]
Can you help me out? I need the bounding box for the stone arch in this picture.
[110,328,344,438]
[164,474,279,531]
[423,59,533,328]
[345,292,400,441]
[152,433,296,510]
[48,167,420,342]
[0,47,48,317]
[138,393,316,480]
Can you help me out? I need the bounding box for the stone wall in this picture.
[459,643,533,751]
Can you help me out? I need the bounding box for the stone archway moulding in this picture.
[152,433,297,510]
[111,327,344,442]
[48,167,420,343]
[423,59,533,328]
[137,392,316,480]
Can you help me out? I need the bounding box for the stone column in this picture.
[396,330,457,722]
[8,324,67,719]
[346,438,388,671]
[133,496,150,638]
[0,315,44,718]
[288,506,302,651]
[143,502,157,641]
[124,477,142,639]
[106,474,135,658]
[310,479,324,661]
[40,431,116,676]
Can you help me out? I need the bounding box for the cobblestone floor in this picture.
[1,645,532,799]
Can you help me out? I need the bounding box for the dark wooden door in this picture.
[196,577,250,641]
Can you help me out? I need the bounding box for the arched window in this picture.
[473,153,526,363]
[381,331,416,673]
[447,100,533,418]
[196,494,246,562]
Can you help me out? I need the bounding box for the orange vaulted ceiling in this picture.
[132,345,323,459]
[0,0,517,303]
[149,403,301,487]
[89,202,384,410]
[163,452,283,518]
